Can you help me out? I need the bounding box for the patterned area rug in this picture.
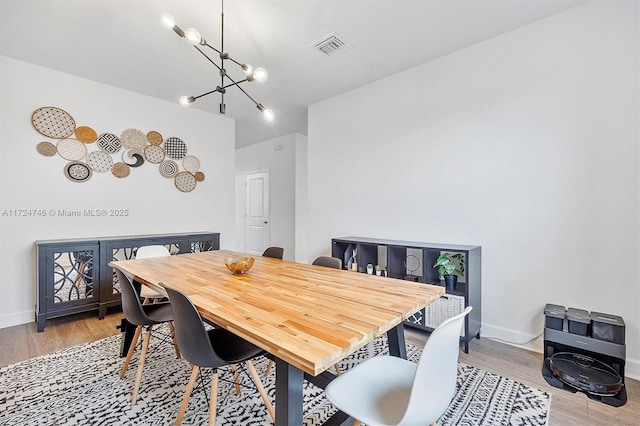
[0,328,550,425]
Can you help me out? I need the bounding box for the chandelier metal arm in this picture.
[202,42,245,69]
[162,0,274,121]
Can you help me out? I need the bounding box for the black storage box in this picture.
[544,304,565,330]
[591,312,625,345]
[566,307,590,336]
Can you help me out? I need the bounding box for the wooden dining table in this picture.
[110,249,445,426]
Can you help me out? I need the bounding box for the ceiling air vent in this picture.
[312,33,352,57]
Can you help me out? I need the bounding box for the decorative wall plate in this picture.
[164,137,187,160]
[75,126,98,143]
[144,145,165,164]
[146,130,163,146]
[31,106,76,139]
[111,162,130,178]
[97,133,122,154]
[121,128,147,150]
[122,150,144,167]
[57,138,87,161]
[182,155,200,173]
[194,171,205,182]
[159,160,178,178]
[64,161,92,183]
[36,141,57,157]
[87,151,114,172]
[174,171,197,192]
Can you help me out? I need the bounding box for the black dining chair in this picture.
[164,286,275,425]
[312,255,343,270]
[115,269,181,404]
[262,246,284,259]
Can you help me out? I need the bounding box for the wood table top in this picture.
[110,250,445,376]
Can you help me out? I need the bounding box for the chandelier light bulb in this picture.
[263,109,275,122]
[242,64,254,76]
[253,67,268,83]
[179,96,194,107]
[160,13,176,30]
[184,28,202,45]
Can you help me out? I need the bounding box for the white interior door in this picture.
[245,171,270,255]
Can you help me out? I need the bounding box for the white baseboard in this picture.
[0,309,34,330]
[481,322,639,381]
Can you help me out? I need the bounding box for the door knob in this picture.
[263,221,268,224]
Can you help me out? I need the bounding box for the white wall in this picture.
[0,56,236,328]
[235,133,306,261]
[295,134,309,262]
[307,0,639,378]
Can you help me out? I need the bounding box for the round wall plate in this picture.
[174,171,197,192]
[64,161,93,183]
[164,137,187,160]
[57,138,87,161]
[159,160,178,178]
[75,126,98,143]
[87,151,114,172]
[31,106,76,139]
[97,133,122,154]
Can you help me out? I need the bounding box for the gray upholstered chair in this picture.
[164,286,275,425]
[312,255,342,270]
[116,269,180,404]
[325,306,472,426]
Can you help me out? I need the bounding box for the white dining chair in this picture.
[325,306,472,426]
[135,245,171,303]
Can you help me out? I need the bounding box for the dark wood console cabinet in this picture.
[332,236,481,352]
[35,231,220,332]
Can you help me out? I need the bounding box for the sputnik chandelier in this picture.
[161,0,274,121]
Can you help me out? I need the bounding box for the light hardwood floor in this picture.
[1,311,638,425]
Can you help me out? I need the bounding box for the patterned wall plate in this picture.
[64,162,92,183]
[159,160,178,178]
[121,128,147,150]
[122,150,144,167]
[97,133,122,154]
[144,145,165,164]
[146,130,163,146]
[31,106,76,139]
[87,151,114,172]
[75,126,98,143]
[174,171,197,192]
[182,155,200,173]
[36,141,57,157]
[57,138,87,161]
[111,162,130,178]
[164,137,187,160]
[194,171,205,182]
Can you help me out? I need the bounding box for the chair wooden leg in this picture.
[131,327,152,404]
[264,359,274,377]
[120,325,142,379]
[230,364,241,395]
[334,363,342,375]
[246,360,275,423]
[208,371,218,426]
[176,364,200,426]
[351,420,360,426]
[167,322,181,359]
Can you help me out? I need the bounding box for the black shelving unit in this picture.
[332,236,481,353]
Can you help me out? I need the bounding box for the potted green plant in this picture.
[375,264,383,276]
[433,253,465,289]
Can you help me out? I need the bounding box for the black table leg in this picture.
[387,323,407,358]
[275,358,304,426]
[117,317,136,357]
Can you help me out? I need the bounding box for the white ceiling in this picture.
[0,0,589,148]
